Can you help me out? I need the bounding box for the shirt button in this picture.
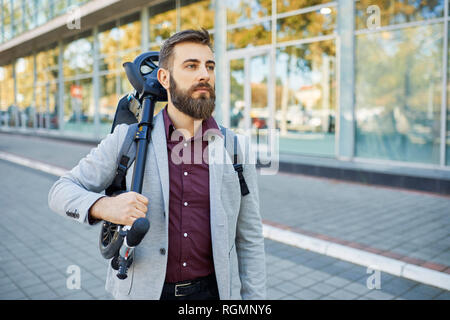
[182,262,187,267]
[184,171,188,176]
[183,233,188,238]
[184,202,188,206]
[159,248,166,255]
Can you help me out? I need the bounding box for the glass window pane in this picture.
[227,0,272,25]
[149,1,177,44]
[276,40,336,156]
[63,32,94,77]
[36,0,52,26]
[54,0,68,16]
[2,1,12,41]
[447,27,450,166]
[277,6,336,43]
[34,85,46,128]
[36,45,59,84]
[34,82,59,129]
[0,64,14,110]
[277,0,334,14]
[118,12,141,52]
[13,0,23,36]
[98,22,120,72]
[229,58,245,130]
[119,48,141,68]
[355,0,445,31]
[35,45,59,130]
[99,73,117,130]
[119,71,133,96]
[250,54,269,127]
[355,24,444,165]
[24,1,36,31]
[227,22,271,50]
[15,56,34,121]
[180,0,215,30]
[64,78,94,133]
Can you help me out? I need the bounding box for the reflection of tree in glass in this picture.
[149,3,177,43]
[99,19,141,73]
[230,59,245,115]
[277,8,336,43]
[180,0,214,30]
[228,22,272,49]
[276,40,336,134]
[355,24,443,163]
[0,65,14,109]
[63,36,94,77]
[276,0,332,14]
[227,0,272,25]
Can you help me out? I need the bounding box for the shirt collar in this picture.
[162,105,223,141]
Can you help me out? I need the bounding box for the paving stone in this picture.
[343,282,372,296]
[292,288,323,300]
[0,289,27,300]
[323,276,352,287]
[328,289,360,300]
[289,276,318,289]
[20,283,54,297]
[309,282,338,295]
[276,281,303,296]
[411,284,445,299]
[362,289,395,300]
[267,287,288,300]
[434,291,450,300]
[30,289,59,300]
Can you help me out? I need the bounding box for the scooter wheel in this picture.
[99,221,124,259]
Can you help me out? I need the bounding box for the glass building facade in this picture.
[0,0,449,169]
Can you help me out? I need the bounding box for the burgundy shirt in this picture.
[162,106,222,283]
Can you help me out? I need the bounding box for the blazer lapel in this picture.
[208,133,226,226]
[208,132,230,298]
[150,111,170,220]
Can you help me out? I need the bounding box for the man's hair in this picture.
[159,29,213,71]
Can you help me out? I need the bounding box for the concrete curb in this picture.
[263,224,450,291]
[0,151,68,177]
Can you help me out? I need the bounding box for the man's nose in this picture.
[197,65,211,82]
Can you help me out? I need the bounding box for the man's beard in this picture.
[169,74,216,120]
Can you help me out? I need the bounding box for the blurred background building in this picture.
[0,0,449,191]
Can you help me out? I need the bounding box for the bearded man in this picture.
[48,29,266,300]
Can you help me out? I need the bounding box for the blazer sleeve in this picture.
[47,124,129,225]
[235,135,267,300]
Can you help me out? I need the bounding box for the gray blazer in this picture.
[48,111,266,300]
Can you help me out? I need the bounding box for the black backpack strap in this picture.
[219,125,250,197]
[105,123,139,196]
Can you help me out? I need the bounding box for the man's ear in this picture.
[157,68,170,90]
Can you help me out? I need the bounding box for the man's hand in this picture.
[89,192,148,226]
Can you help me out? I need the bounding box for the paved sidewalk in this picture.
[259,172,450,271]
[0,133,449,299]
[0,159,448,300]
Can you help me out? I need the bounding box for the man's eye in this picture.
[208,65,215,71]
[187,64,196,69]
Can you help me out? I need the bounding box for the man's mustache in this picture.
[189,83,215,95]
